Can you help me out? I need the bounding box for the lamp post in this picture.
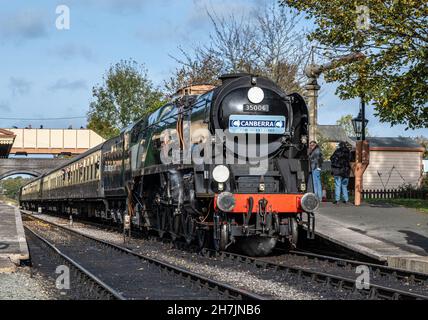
[352,97,369,141]
[352,97,369,206]
[352,110,363,140]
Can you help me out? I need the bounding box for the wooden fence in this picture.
[325,188,427,200]
[362,188,428,200]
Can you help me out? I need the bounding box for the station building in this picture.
[362,137,425,190]
[316,125,425,190]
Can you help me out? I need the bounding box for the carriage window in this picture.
[91,161,94,181]
[86,160,89,181]
[83,161,86,182]
[96,156,100,179]
[89,158,93,180]
[83,162,86,182]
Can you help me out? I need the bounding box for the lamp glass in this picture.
[352,111,363,139]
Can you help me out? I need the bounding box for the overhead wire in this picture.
[0,116,86,121]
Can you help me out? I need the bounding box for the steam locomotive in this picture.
[20,73,318,256]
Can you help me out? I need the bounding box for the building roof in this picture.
[317,125,355,146]
[363,137,422,148]
[348,136,425,152]
[173,84,215,99]
[0,129,16,158]
[0,129,15,137]
[317,126,425,152]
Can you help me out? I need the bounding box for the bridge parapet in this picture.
[6,128,104,155]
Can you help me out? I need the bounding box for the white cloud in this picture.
[70,0,172,15]
[49,79,88,91]
[9,77,32,96]
[187,0,260,28]
[0,101,11,113]
[49,43,95,62]
[0,10,48,42]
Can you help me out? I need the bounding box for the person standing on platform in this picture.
[330,141,351,204]
[309,140,323,201]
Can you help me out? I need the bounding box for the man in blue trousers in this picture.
[309,141,323,201]
[330,141,351,204]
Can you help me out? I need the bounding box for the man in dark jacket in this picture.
[309,141,323,200]
[330,141,351,204]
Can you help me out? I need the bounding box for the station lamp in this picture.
[352,110,368,141]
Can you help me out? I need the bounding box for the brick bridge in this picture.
[0,158,70,180]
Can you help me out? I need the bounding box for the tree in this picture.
[1,176,31,200]
[87,59,166,139]
[413,136,428,158]
[282,0,428,129]
[164,49,222,95]
[336,114,369,137]
[165,2,308,95]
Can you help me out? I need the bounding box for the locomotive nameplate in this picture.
[229,115,286,134]
[243,104,269,112]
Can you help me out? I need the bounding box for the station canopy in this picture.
[0,129,16,158]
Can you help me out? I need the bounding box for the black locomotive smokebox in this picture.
[211,73,290,159]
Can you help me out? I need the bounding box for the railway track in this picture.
[23,214,265,300]
[24,211,428,300]
[287,249,428,284]
[203,249,428,300]
[152,230,428,298]
[25,226,125,300]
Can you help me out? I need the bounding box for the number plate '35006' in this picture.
[243,104,269,112]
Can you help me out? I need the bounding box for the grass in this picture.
[366,198,428,214]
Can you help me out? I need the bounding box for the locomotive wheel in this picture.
[288,217,298,249]
[155,207,164,238]
[213,224,228,251]
[170,214,181,241]
[196,228,208,249]
[158,208,169,238]
[183,214,195,245]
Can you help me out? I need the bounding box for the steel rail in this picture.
[24,211,428,299]
[149,233,428,289]
[288,249,428,284]
[204,249,428,300]
[23,213,265,301]
[25,225,126,300]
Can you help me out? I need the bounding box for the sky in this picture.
[0,0,426,138]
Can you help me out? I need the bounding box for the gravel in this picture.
[259,253,428,296]
[0,268,54,300]
[25,222,225,300]
[26,213,363,299]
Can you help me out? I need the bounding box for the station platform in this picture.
[316,202,428,273]
[0,203,29,272]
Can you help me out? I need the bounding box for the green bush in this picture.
[321,170,335,192]
[421,174,428,189]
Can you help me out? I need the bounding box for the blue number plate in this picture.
[229,115,286,134]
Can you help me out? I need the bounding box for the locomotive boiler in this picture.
[20,73,318,256]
